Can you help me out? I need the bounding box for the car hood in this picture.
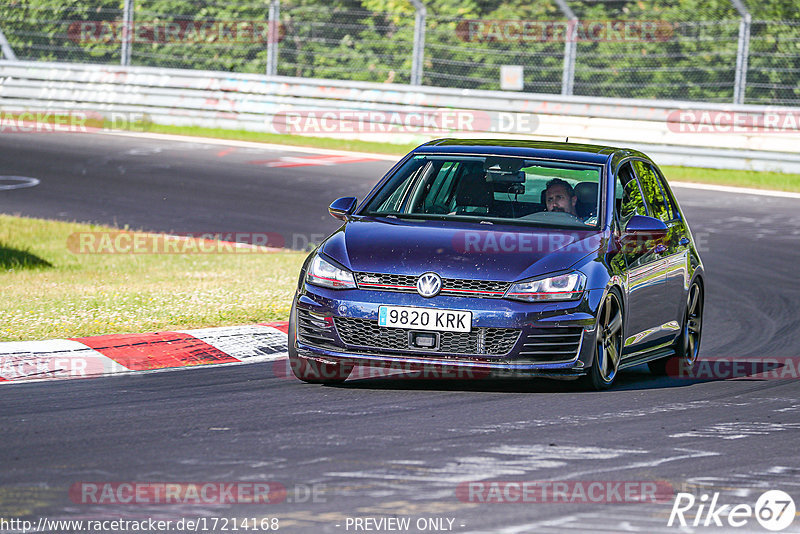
[321,217,604,282]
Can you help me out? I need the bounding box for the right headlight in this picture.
[306,254,357,289]
[504,272,586,302]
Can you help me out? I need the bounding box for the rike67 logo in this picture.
[668,490,796,531]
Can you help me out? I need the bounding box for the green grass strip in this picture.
[0,215,304,341]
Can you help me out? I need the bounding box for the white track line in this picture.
[103,130,800,199]
[669,181,800,199]
[102,130,400,161]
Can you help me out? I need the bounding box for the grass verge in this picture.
[0,215,305,342]
[660,165,800,192]
[139,124,800,193]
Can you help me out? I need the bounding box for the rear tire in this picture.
[581,289,624,391]
[649,281,703,376]
[288,301,353,384]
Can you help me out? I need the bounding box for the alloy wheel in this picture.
[683,282,703,365]
[597,291,624,384]
[583,289,624,390]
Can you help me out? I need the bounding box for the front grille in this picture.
[517,326,584,363]
[356,272,510,298]
[334,317,520,356]
[296,308,337,349]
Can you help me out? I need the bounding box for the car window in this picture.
[653,167,678,221]
[372,158,429,212]
[426,161,458,211]
[633,161,674,223]
[616,162,647,226]
[363,155,602,229]
[512,166,598,203]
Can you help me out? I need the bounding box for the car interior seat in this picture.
[575,182,598,218]
[453,165,493,215]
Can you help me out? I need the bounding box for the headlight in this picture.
[505,272,586,302]
[306,254,357,289]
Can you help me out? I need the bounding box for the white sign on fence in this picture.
[500,65,524,91]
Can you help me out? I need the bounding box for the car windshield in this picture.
[362,155,602,228]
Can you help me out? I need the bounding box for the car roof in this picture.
[413,138,647,166]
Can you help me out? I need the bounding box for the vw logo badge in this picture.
[416,272,442,298]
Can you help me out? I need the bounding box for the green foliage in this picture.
[1,0,798,104]
[2,0,123,62]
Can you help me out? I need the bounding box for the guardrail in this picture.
[2,60,800,173]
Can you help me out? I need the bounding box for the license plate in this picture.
[378,306,471,333]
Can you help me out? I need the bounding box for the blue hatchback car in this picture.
[289,139,704,390]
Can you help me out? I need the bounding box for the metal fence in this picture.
[4,60,800,173]
[1,0,799,106]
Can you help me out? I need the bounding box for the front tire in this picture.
[288,301,353,384]
[582,289,624,391]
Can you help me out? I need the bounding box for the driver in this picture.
[544,178,578,217]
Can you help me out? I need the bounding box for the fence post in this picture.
[266,0,280,76]
[120,0,134,66]
[554,0,577,96]
[730,0,751,105]
[0,26,17,60]
[409,0,426,85]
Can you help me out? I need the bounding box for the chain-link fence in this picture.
[2,0,798,105]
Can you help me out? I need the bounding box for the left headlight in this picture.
[306,254,357,289]
[505,272,586,302]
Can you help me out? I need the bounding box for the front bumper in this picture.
[293,283,607,377]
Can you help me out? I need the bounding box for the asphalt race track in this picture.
[0,133,383,244]
[2,133,800,533]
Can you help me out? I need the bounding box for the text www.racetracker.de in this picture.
[0,517,281,533]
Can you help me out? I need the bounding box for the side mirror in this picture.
[624,215,668,236]
[329,197,358,221]
[618,215,668,254]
